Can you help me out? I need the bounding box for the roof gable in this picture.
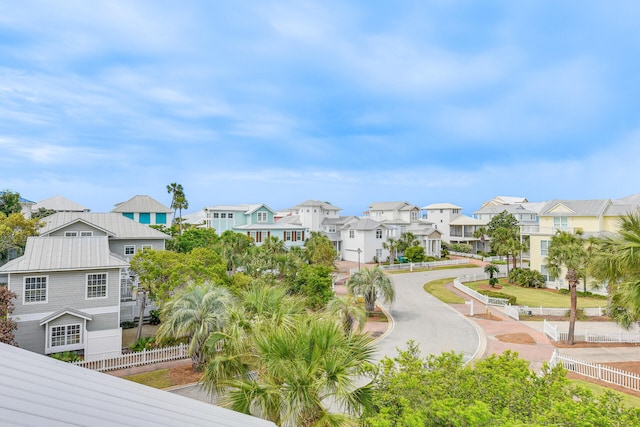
[39,213,170,240]
[0,236,129,273]
[33,195,89,212]
[112,195,171,214]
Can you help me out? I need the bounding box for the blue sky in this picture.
[2,1,640,216]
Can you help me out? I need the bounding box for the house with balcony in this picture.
[422,203,487,253]
[367,201,442,258]
[111,195,172,226]
[203,204,308,247]
[528,196,640,286]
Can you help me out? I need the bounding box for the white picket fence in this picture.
[550,350,640,392]
[453,275,510,306]
[543,319,640,343]
[72,343,189,372]
[380,259,467,271]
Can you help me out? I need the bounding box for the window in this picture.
[349,230,355,238]
[553,217,568,231]
[80,231,93,237]
[411,211,418,221]
[24,276,47,303]
[328,226,336,233]
[400,226,407,234]
[122,212,134,220]
[213,212,219,219]
[228,212,233,219]
[139,213,151,224]
[257,212,268,223]
[295,231,303,241]
[124,245,135,256]
[50,324,81,348]
[541,240,550,256]
[376,248,382,260]
[141,245,152,251]
[285,231,292,241]
[64,231,78,237]
[156,213,167,224]
[87,273,107,298]
[221,213,227,219]
[540,265,550,282]
[376,229,383,239]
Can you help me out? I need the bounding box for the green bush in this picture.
[149,309,161,325]
[131,337,155,352]
[478,290,517,305]
[509,268,545,288]
[557,288,607,299]
[50,351,82,362]
[120,320,135,329]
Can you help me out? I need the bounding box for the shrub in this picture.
[131,337,155,352]
[565,307,588,321]
[50,351,82,362]
[405,245,425,262]
[149,309,161,325]
[120,320,135,329]
[450,243,472,253]
[509,268,545,288]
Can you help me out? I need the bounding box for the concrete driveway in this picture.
[374,267,484,363]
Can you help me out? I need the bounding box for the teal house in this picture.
[112,195,172,226]
[204,204,308,247]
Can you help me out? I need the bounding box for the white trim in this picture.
[23,275,48,305]
[10,306,119,322]
[85,272,108,300]
[64,231,78,237]
[46,322,84,354]
[124,245,136,256]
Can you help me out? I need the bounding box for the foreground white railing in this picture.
[550,350,640,392]
[72,343,189,372]
[543,320,640,343]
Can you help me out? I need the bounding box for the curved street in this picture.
[374,267,483,363]
[170,267,485,403]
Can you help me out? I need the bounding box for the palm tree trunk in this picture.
[568,281,577,345]
[135,290,146,342]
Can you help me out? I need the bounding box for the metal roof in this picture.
[112,195,172,214]
[33,195,89,212]
[421,203,463,210]
[540,199,611,217]
[344,218,390,231]
[473,204,536,215]
[0,342,276,427]
[368,201,418,211]
[0,236,129,273]
[39,213,171,240]
[449,215,487,226]
[289,200,342,211]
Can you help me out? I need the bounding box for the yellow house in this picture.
[527,195,640,287]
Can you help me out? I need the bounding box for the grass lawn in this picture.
[423,277,466,304]
[387,263,478,274]
[122,324,160,349]
[124,369,174,389]
[571,379,640,408]
[466,279,606,308]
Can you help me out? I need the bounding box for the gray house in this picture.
[0,237,128,360]
[0,213,171,359]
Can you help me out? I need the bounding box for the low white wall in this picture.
[85,328,122,361]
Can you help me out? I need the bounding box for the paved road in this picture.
[171,267,485,402]
[374,267,483,363]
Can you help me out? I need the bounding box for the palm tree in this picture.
[156,281,233,370]
[346,266,395,314]
[382,237,399,264]
[326,295,367,334]
[484,263,500,287]
[166,182,188,234]
[204,314,375,426]
[589,210,640,328]
[547,230,587,345]
[473,226,488,254]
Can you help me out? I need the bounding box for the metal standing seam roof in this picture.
[0,236,129,273]
[540,199,611,217]
[473,204,537,215]
[290,200,342,211]
[368,201,417,211]
[0,342,276,427]
[33,195,89,212]
[449,215,488,226]
[233,223,307,230]
[112,195,172,214]
[38,213,171,240]
[345,218,390,231]
[421,203,463,210]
